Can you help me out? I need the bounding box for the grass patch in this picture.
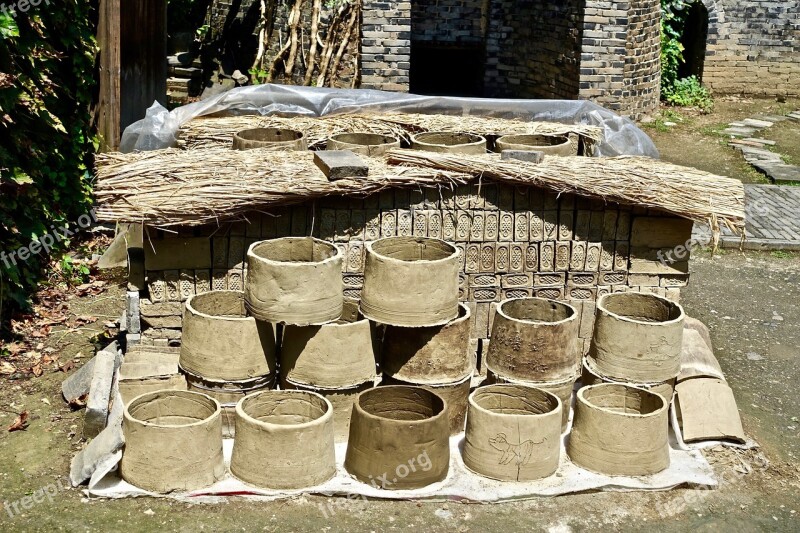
[770,250,795,259]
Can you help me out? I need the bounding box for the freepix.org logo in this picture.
[1,0,51,18]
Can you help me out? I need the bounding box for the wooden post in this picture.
[97,0,121,152]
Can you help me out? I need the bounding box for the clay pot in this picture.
[361,237,460,327]
[495,134,577,156]
[411,132,487,154]
[180,290,277,381]
[245,237,343,325]
[121,390,225,492]
[232,127,307,151]
[381,373,472,436]
[581,356,675,404]
[381,303,472,383]
[326,132,401,156]
[282,378,376,442]
[590,292,685,382]
[487,370,575,432]
[567,384,670,476]
[281,317,379,389]
[231,390,336,489]
[486,297,580,382]
[183,367,275,437]
[463,385,562,481]
[345,386,450,489]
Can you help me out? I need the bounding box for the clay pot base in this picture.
[495,134,576,156]
[326,132,401,156]
[411,132,487,154]
[232,127,307,151]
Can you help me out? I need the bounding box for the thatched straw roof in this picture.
[94,148,746,241]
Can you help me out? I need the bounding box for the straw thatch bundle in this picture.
[94,148,470,227]
[178,113,604,152]
[387,150,746,242]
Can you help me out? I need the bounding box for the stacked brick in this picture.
[138,182,694,360]
[361,0,412,91]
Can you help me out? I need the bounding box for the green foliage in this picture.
[663,75,713,112]
[0,2,97,323]
[249,67,271,85]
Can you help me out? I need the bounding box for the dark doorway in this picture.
[678,1,709,81]
[409,43,485,96]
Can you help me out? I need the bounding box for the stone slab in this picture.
[83,349,118,438]
[500,150,545,163]
[314,151,369,180]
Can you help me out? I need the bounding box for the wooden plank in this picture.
[97,0,121,151]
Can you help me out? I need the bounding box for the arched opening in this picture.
[677,1,709,81]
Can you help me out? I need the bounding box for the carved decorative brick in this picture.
[364,210,381,241]
[513,212,529,241]
[568,272,598,287]
[597,285,612,298]
[501,273,532,288]
[381,211,397,238]
[601,272,627,285]
[442,211,456,241]
[570,241,587,271]
[499,212,514,241]
[513,188,530,210]
[556,241,571,271]
[614,241,630,271]
[495,243,510,273]
[498,185,514,210]
[568,287,596,300]
[588,211,605,241]
[343,288,362,300]
[456,243,466,270]
[413,210,428,236]
[509,243,524,273]
[470,287,500,302]
[397,210,413,236]
[600,241,615,271]
[455,210,471,242]
[470,274,500,287]
[440,187,455,210]
[484,212,499,241]
[534,272,565,287]
[347,241,365,272]
[349,210,366,240]
[543,192,559,211]
[320,209,336,240]
[529,212,544,241]
[227,268,243,292]
[535,287,564,300]
[148,271,166,303]
[543,210,558,240]
[195,270,211,294]
[480,243,495,272]
[165,270,180,301]
[342,273,364,288]
[558,209,574,241]
[179,270,195,301]
[454,185,471,210]
[539,242,555,271]
[465,243,480,274]
[428,211,443,239]
[482,184,499,210]
[211,269,227,291]
[524,243,538,272]
[586,242,602,271]
[502,288,532,300]
[574,210,591,241]
[334,210,351,242]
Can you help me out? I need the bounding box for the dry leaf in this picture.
[58,360,75,373]
[68,393,88,409]
[31,364,43,377]
[4,342,26,355]
[0,361,16,374]
[8,411,29,432]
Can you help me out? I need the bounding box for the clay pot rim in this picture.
[496,133,570,147]
[328,132,401,146]
[495,297,578,326]
[292,316,371,329]
[236,389,333,430]
[354,385,449,425]
[384,371,473,388]
[469,384,562,418]
[247,237,342,267]
[411,131,486,148]
[283,375,378,392]
[366,236,459,265]
[234,127,305,142]
[597,292,685,326]
[489,370,578,388]
[125,389,221,429]
[180,364,275,388]
[185,290,253,323]
[577,383,668,418]
[582,356,674,388]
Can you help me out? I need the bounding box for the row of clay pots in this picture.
[231,127,580,156]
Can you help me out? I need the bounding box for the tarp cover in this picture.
[120,84,659,158]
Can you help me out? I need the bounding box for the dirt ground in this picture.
[1,99,800,532]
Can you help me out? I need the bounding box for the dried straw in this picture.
[386,150,746,241]
[94,148,470,227]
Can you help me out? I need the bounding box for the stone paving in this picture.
[693,184,800,250]
[722,110,800,184]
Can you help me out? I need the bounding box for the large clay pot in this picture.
[590,292,685,382]
[245,237,343,325]
[345,386,450,489]
[361,237,460,327]
[463,385,562,481]
[567,384,670,476]
[232,127,307,151]
[180,290,277,381]
[381,303,472,383]
[381,373,472,436]
[486,297,580,382]
[581,356,675,405]
[411,132,487,154]
[326,132,401,156]
[231,390,336,489]
[121,390,225,493]
[495,134,577,156]
[487,371,576,432]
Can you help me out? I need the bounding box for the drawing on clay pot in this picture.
[489,432,547,470]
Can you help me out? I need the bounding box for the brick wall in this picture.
[361,0,412,91]
[702,0,800,97]
[411,0,486,43]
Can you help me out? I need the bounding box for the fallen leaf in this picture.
[0,361,15,374]
[4,342,26,355]
[41,398,50,405]
[31,364,43,377]
[68,394,87,409]
[74,316,98,326]
[8,411,29,432]
[58,360,75,373]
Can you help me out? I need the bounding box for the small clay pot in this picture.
[232,127,307,151]
[245,237,343,325]
[121,390,225,493]
[495,134,577,156]
[487,370,576,432]
[463,385,562,481]
[344,386,450,489]
[381,373,472,436]
[590,292,685,383]
[567,384,670,476]
[411,132,487,154]
[326,132,401,156]
[230,390,336,489]
[361,237,460,327]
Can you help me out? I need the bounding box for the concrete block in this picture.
[314,151,369,180]
[70,411,125,486]
[500,150,544,163]
[62,357,96,404]
[126,291,141,335]
[83,349,118,438]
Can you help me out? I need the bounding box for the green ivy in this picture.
[0,2,98,324]
[660,0,713,111]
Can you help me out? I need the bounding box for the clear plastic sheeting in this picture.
[120,84,659,158]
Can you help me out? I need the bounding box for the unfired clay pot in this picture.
[487,370,576,432]
[121,390,225,493]
[494,134,577,156]
[486,297,580,382]
[590,292,685,383]
[344,386,450,489]
[411,132,487,154]
[581,356,675,404]
[567,384,670,476]
[381,302,472,383]
[245,237,343,325]
[230,390,336,489]
[361,237,460,327]
[463,385,562,481]
[232,127,307,151]
[381,373,472,435]
[326,132,401,156]
[180,290,276,381]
